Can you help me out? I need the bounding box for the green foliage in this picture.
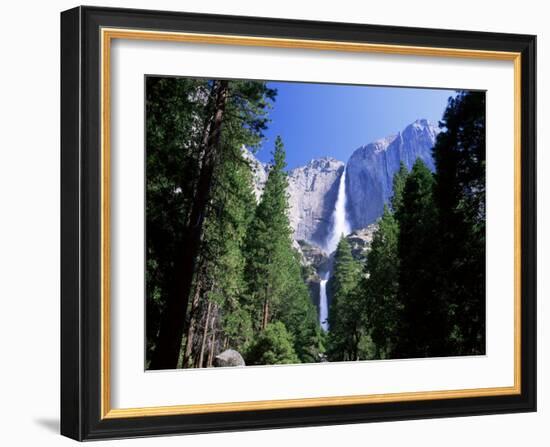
[198,144,258,354]
[221,80,277,151]
[357,92,486,360]
[276,251,326,363]
[245,322,300,365]
[145,77,208,363]
[362,205,401,358]
[220,305,254,352]
[326,237,364,361]
[244,136,292,327]
[146,77,278,368]
[146,79,485,368]
[244,137,323,362]
[391,161,409,213]
[331,237,362,299]
[393,159,447,358]
[432,91,486,355]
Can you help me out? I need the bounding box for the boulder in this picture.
[214,349,245,367]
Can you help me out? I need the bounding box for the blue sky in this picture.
[254,82,456,170]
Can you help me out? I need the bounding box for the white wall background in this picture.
[0,0,545,445]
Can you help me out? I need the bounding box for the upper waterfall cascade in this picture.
[325,167,352,254]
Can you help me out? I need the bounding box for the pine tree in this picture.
[433,91,486,355]
[275,249,325,363]
[362,205,401,358]
[244,136,293,331]
[394,159,446,358]
[145,77,209,367]
[181,143,257,367]
[246,322,300,365]
[149,79,277,369]
[243,137,323,363]
[326,237,364,361]
[391,161,409,213]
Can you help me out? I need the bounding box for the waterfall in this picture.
[325,167,351,254]
[319,273,330,331]
[319,166,351,330]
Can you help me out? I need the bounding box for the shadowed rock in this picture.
[346,224,378,262]
[244,119,439,245]
[346,119,439,229]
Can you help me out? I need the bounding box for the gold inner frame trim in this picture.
[100,27,522,419]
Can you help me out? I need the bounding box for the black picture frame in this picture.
[61,5,536,441]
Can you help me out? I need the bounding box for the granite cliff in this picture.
[287,158,344,246]
[346,119,438,229]
[245,119,439,247]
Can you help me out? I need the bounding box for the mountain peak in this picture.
[346,119,439,228]
[412,118,430,127]
[406,118,438,132]
[291,156,344,175]
[403,119,439,142]
[371,134,399,153]
[307,156,343,168]
[310,156,339,163]
[352,119,439,160]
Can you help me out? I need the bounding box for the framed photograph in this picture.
[60,6,536,441]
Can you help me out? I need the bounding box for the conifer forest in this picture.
[145,77,486,370]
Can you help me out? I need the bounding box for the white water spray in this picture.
[319,273,330,331]
[319,167,352,330]
[325,167,352,254]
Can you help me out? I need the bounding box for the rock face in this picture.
[346,224,378,262]
[346,119,438,229]
[244,151,344,245]
[214,349,245,367]
[297,240,331,274]
[244,120,439,322]
[242,147,269,201]
[295,240,331,314]
[244,119,438,246]
[287,158,344,246]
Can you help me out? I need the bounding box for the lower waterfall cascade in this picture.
[319,273,330,331]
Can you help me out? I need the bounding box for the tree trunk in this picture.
[149,80,230,370]
[261,299,269,331]
[207,311,217,368]
[181,275,204,368]
[198,300,212,368]
[353,331,359,361]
